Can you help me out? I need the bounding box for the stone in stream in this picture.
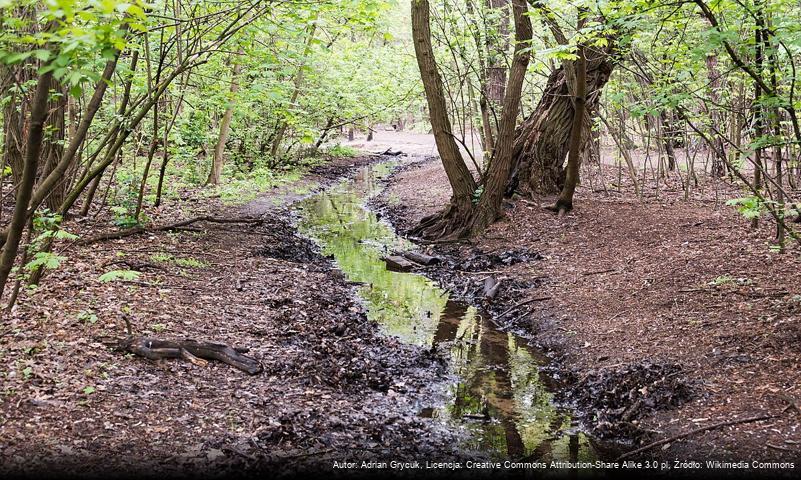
[383,255,417,272]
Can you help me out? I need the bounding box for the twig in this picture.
[582,268,618,276]
[78,215,263,245]
[766,443,796,452]
[496,296,553,319]
[617,413,779,460]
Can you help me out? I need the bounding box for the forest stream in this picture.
[295,159,597,461]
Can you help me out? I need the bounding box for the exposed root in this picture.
[408,203,472,241]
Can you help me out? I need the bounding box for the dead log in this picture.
[115,337,263,375]
[79,215,264,245]
[401,251,441,266]
[383,255,417,272]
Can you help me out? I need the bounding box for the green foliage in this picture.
[76,309,98,324]
[150,252,174,263]
[174,257,207,268]
[24,252,67,272]
[325,144,359,158]
[213,167,302,205]
[709,274,734,286]
[98,269,141,283]
[726,197,763,220]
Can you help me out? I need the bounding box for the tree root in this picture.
[79,215,264,245]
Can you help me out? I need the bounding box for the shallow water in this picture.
[295,160,596,461]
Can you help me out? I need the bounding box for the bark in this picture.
[554,41,588,213]
[409,0,478,240]
[468,0,532,235]
[510,40,614,196]
[0,71,53,302]
[207,55,243,185]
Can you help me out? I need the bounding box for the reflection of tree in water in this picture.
[295,163,596,463]
[435,305,594,461]
[296,179,445,345]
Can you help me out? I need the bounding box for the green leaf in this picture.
[98,270,141,283]
[25,252,67,271]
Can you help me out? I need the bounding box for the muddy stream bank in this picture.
[293,157,605,462]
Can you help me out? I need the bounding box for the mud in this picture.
[565,362,695,439]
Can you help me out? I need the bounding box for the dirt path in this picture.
[0,155,460,476]
[375,157,801,464]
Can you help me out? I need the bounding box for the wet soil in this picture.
[294,159,601,462]
[374,156,801,464]
[0,155,462,477]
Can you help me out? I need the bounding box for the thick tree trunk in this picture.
[469,0,532,235]
[510,44,614,196]
[410,0,477,240]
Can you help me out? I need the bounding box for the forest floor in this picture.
[4,137,801,475]
[0,154,462,477]
[375,155,801,464]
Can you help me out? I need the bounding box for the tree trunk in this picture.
[41,76,67,212]
[485,0,509,107]
[270,22,317,159]
[705,54,726,177]
[81,50,136,216]
[0,70,53,302]
[554,40,588,213]
[468,0,532,235]
[510,42,614,196]
[207,56,243,185]
[409,0,478,240]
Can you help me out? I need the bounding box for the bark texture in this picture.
[511,43,614,196]
[409,0,478,240]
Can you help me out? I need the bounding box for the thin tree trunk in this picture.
[81,51,137,216]
[555,40,588,213]
[207,54,243,185]
[270,22,317,158]
[469,0,532,235]
[0,70,53,303]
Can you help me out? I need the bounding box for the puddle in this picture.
[295,160,598,461]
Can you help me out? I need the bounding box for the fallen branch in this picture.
[617,413,778,460]
[496,296,553,319]
[79,215,263,245]
[112,336,263,375]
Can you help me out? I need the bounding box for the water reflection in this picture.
[295,162,596,461]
